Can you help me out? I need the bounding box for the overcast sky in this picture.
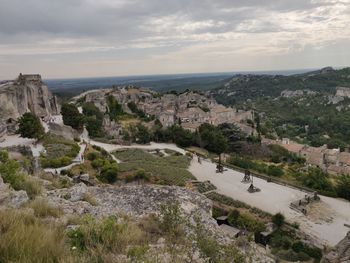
[0,0,349,79]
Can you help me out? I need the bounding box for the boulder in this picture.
[0,176,29,208]
[48,122,79,141]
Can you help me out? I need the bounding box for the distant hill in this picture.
[45,69,313,99]
[212,67,350,105]
[209,67,350,148]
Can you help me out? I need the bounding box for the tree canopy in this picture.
[61,103,84,130]
[18,112,45,140]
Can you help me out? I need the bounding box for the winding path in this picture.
[1,118,349,246]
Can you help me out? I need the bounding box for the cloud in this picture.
[0,0,349,78]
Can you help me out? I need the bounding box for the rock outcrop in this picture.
[336,87,350,98]
[322,231,350,263]
[0,176,29,209]
[0,74,60,136]
[48,122,79,141]
[47,184,214,221]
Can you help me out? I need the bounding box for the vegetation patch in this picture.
[40,134,80,168]
[0,150,42,199]
[114,149,194,186]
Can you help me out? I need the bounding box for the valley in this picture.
[0,71,350,262]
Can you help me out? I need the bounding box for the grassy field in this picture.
[114,149,194,186]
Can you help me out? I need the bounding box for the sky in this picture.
[0,0,349,79]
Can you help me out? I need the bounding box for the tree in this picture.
[169,125,195,148]
[198,124,228,163]
[18,112,45,140]
[337,175,350,201]
[82,103,104,138]
[61,103,84,130]
[272,212,285,228]
[85,116,103,138]
[107,95,123,120]
[136,124,150,144]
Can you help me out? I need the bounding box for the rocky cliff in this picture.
[0,74,59,131]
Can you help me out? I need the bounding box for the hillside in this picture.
[212,67,350,105]
[210,67,350,148]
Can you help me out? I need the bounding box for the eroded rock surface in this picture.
[0,176,29,208]
[0,74,59,134]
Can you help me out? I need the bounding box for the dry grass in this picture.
[20,176,42,199]
[82,192,98,206]
[27,198,63,218]
[0,210,78,263]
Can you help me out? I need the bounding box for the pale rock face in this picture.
[336,87,350,98]
[0,176,29,208]
[48,122,79,141]
[0,74,60,124]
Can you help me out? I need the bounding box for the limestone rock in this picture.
[46,184,225,239]
[0,74,60,135]
[336,87,350,98]
[0,176,29,208]
[48,122,79,141]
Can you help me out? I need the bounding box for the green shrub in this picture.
[91,158,105,169]
[98,163,118,184]
[272,213,285,228]
[267,165,284,177]
[0,151,41,198]
[86,152,99,161]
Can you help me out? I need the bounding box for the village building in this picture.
[267,137,350,175]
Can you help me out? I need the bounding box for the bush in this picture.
[272,212,285,228]
[227,209,265,233]
[267,165,284,177]
[159,201,184,240]
[0,151,41,198]
[98,163,118,184]
[91,158,105,169]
